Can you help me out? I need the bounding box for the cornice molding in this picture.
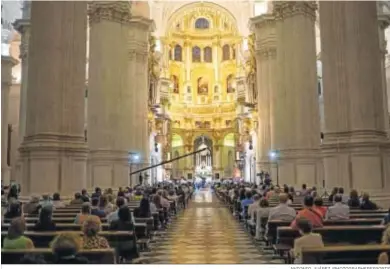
[88,1,132,25]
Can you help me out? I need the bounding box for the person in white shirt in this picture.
[326,194,349,220]
[248,194,261,221]
[268,193,296,222]
[255,199,270,239]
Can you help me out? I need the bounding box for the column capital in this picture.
[88,1,132,25]
[249,14,275,32]
[378,14,390,30]
[273,1,317,21]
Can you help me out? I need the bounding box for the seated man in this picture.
[268,193,296,222]
[241,191,253,218]
[248,194,261,221]
[291,196,323,229]
[90,197,106,218]
[291,218,324,264]
[325,194,349,220]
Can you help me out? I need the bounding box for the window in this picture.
[195,18,209,29]
[192,46,201,62]
[204,47,212,63]
[174,44,182,61]
[222,44,230,61]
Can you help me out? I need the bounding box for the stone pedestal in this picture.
[87,2,134,189]
[19,1,88,195]
[250,14,276,173]
[319,1,390,206]
[1,56,18,185]
[273,2,322,186]
[127,16,155,186]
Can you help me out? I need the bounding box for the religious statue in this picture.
[148,35,161,105]
[171,75,179,94]
[226,74,235,93]
[245,33,257,103]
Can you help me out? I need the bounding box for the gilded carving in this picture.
[88,1,132,25]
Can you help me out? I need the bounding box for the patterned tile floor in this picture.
[144,189,285,264]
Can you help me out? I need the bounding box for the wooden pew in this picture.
[1,231,135,248]
[301,245,390,264]
[266,218,383,245]
[277,225,385,250]
[1,248,116,264]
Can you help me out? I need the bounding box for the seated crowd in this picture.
[1,183,193,264]
[215,182,390,264]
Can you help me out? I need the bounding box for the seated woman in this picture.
[70,193,84,205]
[23,196,41,215]
[348,189,360,208]
[378,225,390,264]
[33,206,56,231]
[51,232,88,264]
[133,198,151,218]
[157,191,170,209]
[360,193,378,210]
[74,203,91,225]
[82,215,110,249]
[3,217,35,249]
[40,194,53,209]
[99,195,113,215]
[255,198,270,240]
[105,195,115,215]
[109,206,134,231]
[291,218,324,264]
[4,201,23,219]
[52,193,65,209]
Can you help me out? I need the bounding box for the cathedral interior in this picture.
[1,0,390,206]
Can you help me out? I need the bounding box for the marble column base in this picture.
[19,134,87,195]
[277,149,322,187]
[322,139,390,193]
[88,150,130,189]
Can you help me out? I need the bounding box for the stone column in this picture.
[87,2,133,188]
[13,2,31,184]
[19,1,88,195]
[1,56,18,185]
[250,14,276,173]
[378,12,390,136]
[273,2,321,186]
[127,16,155,185]
[319,1,390,203]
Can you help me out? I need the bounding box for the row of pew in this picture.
[1,192,192,264]
[215,189,389,264]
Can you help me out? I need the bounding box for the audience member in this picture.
[338,187,348,204]
[82,216,110,249]
[255,199,270,240]
[313,197,327,218]
[7,184,18,204]
[158,191,170,209]
[91,187,102,199]
[326,195,349,220]
[381,208,390,226]
[291,196,323,229]
[39,194,53,210]
[90,197,106,218]
[74,203,91,225]
[348,189,361,208]
[241,191,253,217]
[360,193,378,210]
[378,225,390,264]
[52,193,65,209]
[51,232,88,264]
[248,194,261,221]
[109,206,134,231]
[3,217,35,249]
[33,206,56,231]
[133,190,143,201]
[4,201,22,219]
[23,196,41,215]
[265,186,275,200]
[70,193,84,205]
[291,218,324,264]
[328,187,338,203]
[268,194,296,222]
[134,197,152,218]
[106,197,126,224]
[300,184,308,196]
[81,189,90,202]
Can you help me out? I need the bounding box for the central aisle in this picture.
[148,189,271,264]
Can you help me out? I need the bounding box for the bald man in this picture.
[267,193,296,222]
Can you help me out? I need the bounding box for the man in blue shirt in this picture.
[90,197,105,218]
[241,191,253,218]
